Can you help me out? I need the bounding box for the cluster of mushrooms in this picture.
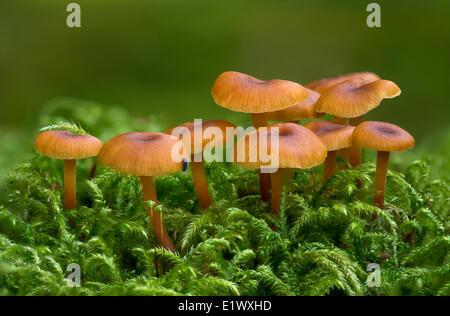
[34,71,415,251]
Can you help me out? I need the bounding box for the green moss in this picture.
[0,100,448,296]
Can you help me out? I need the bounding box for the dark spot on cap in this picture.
[376,125,398,136]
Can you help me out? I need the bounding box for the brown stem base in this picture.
[259,172,271,202]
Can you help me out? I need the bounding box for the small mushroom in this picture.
[212,71,308,201]
[35,130,103,210]
[315,78,401,167]
[304,120,355,183]
[306,72,380,94]
[166,120,236,209]
[353,121,415,209]
[98,132,183,252]
[234,123,326,214]
[258,88,325,123]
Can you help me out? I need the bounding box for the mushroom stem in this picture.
[64,159,77,209]
[271,168,286,215]
[140,176,176,252]
[190,153,212,209]
[374,151,390,210]
[251,113,271,202]
[311,170,317,187]
[333,116,347,125]
[323,150,337,184]
[333,116,350,165]
[89,162,97,180]
[251,113,268,129]
[348,116,364,167]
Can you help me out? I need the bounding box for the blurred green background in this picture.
[0,0,449,177]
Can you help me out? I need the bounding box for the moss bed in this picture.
[0,99,448,296]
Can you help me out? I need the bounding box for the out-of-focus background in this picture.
[0,0,449,178]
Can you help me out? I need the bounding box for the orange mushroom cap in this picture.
[315,78,401,118]
[307,72,380,94]
[211,71,308,113]
[305,120,355,152]
[353,121,415,152]
[165,120,236,155]
[35,130,103,160]
[98,132,183,177]
[259,88,325,121]
[234,123,326,169]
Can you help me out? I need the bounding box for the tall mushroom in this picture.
[35,130,103,209]
[98,132,183,252]
[304,120,355,183]
[212,71,308,201]
[353,121,415,209]
[234,123,326,214]
[315,78,401,167]
[166,120,236,209]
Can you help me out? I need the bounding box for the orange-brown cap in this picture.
[234,123,326,169]
[353,121,415,152]
[315,78,401,118]
[35,130,103,160]
[304,120,355,152]
[98,132,183,177]
[165,120,237,155]
[211,71,308,113]
[307,72,380,94]
[259,88,325,121]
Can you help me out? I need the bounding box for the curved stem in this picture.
[64,159,77,209]
[251,113,271,202]
[271,168,285,215]
[323,150,337,184]
[89,162,97,180]
[374,151,390,210]
[348,116,364,167]
[190,153,212,209]
[140,176,176,252]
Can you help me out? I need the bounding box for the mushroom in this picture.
[166,120,236,209]
[315,78,401,167]
[258,88,324,123]
[35,130,103,210]
[98,132,183,252]
[212,71,308,201]
[304,120,355,184]
[306,72,380,95]
[234,123,326,214]
[353,121,415,209]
